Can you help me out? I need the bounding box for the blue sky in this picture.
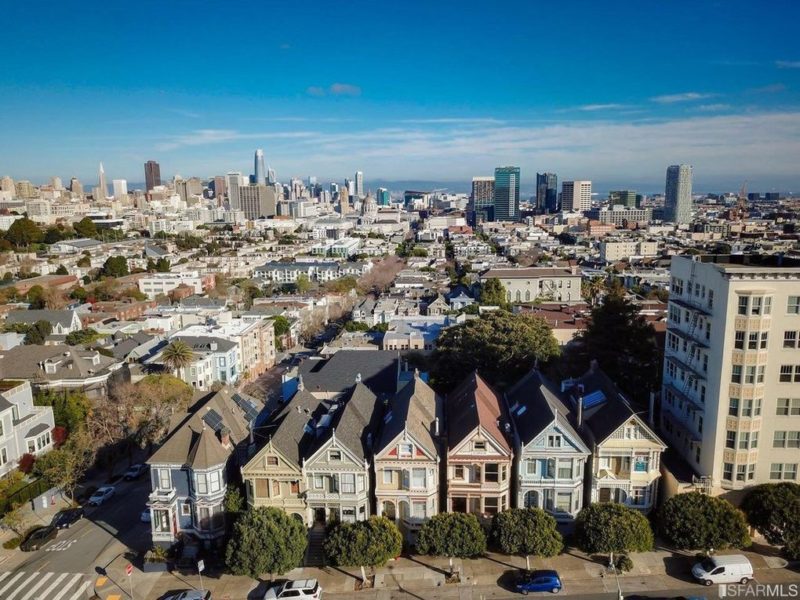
[3,0,800,192]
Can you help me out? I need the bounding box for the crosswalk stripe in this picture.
[36,572,69,599]
[0,572,26,595]
[0,571,9,583]
[19,572,55,600]
[6,572,40,600]
[50,574,83,600]
[68,580,92,600]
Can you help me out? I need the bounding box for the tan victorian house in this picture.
[445,372,513,517]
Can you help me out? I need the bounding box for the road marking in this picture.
[18,572,54,600]
[96,575,108,586]
[50,574,82,600]
[5,572,39,600]
[0,572,9,583]
[46,539,78,552]
[107,595,122,600]
[0,572,26,595]
[36,572,69,599]
[69,580,92,600]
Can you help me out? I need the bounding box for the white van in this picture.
[691,554,753,586]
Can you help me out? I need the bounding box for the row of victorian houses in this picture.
[145,350,666,547]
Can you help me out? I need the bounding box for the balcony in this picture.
[148,488,176,505]
[670,297,711,316]
[667,324,708,349]
[666,354,706,382]
[664,382,704,412]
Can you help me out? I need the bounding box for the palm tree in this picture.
[583,276,607,307]
[161,340,195,374]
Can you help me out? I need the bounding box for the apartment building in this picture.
[480,267,582,305]
[138,271,213,299]
[0,380,55,476]
[600,240,660,263]
[662,254,800,494]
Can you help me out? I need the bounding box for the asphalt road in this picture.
[9,475,151,575]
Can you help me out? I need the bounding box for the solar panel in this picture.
[203,409,224,432]
[233,393,260,422]
[582,390,606,409]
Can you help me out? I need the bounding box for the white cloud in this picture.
[307,83,362,97]
[576,103,631,111]
[305,86,326,97]
[156,129,316,151]
[399,118,504,124]
[651,92,716,104]
[776,60,800,69]
[695,104,733,112]
[747,83,787,94]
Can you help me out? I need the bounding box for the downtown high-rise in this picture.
[470,176,495,222]
[535,172,558,213]
[493,167,520,222]
[144,160,161,191]
[254,149,267,185]
[96,162,108,199]
[561,180,592,213]
[354,171,364,199]
[664,164,693,224]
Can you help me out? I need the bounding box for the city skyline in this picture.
[2,1,800,189]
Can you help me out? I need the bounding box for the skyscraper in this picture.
[112,179,128,199]
[97,162,108,199]
[377,187,391,206]
[50,176,63,190]
[664,164,693,224]
[535,172,558,213]
[493,166,520,222]
[225,171,244,210]
[470,176,495,222]
[144,160,161,191]
[355,171,364,199]
[69,177,83,196]
[561,180,592,212]
[213,176,226,200]
[254,149,267,185]
[609,190,637,208]
[239,184,278,220]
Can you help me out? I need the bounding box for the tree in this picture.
[26,285,46,309]
[295,273,311,294]
[479,278,508,308]
[23,319,53,345]
[491,508,563,560]
[575,504,654,562]
[225,507,308,578]
[55,264,69,275]
[155,258,171,272]
[324,516,402,581]
[32,427,95,501]
[659,492,750,551]
[431,311,560,390]
[564,293,661,403]
[101,256,129,277]
[35,389,91,432]
[416,512,487,558]
[741,483,800,548]
[65,328,102,346]
[76,256,91,268]
[74,217,98,239]
[581,276,607,306]
[45,226,68,244]
[1,503,30,537]
[272,316,291,337]
[161,340,195,373]
[5,218,43,248]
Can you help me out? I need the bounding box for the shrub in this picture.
[659,492,750,550]
[615,554,634,573]
[416,513,486,558]
[2,537,21,550]
[491,508,563,557]
[575,503,654,556]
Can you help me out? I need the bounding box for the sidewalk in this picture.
[135,546,800,600]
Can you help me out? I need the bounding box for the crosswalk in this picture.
[0,570,93,600]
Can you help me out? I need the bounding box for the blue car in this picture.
[516,569,563,594]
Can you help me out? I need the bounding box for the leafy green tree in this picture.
[74,217,98,239]
[431,311,560,390]
[491,508,563,559]
[741,483,800,547]
[155,258,170,272]
[6,218,43,248]
[27,285,46,309]
[35,389,91,432]
[416,512,487,558]
[575,504,654,562]
[76,256,91,268]
[32,427,95,500]
[295,273,311,294]
[659,492,750,551]
[55,264,69,275]
[272,315,291,337]
[325,516,402,581]
[479,278,508,308]
[101,256,129,277]
[70,286,88,301]
[225,507,308,577]
[344,320,370,332]
[564,293,661,403]
[23,320,53,345]
[65,328,102,346]
[224,486,245,515]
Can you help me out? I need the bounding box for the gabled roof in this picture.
[506,369,585,448]
[298,350,398,397]
[377,373,442,457]
[262,388,321,468]
[446,372,511,453]
[6,310,78,329]
[0,344,120,381]
[170,335,236,353]
[148,386,253,469]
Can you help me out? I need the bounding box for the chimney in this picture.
[355,372,362,383]
[220,426,231,448]
[577,396,584,429]
[648,391,656,426]
[434,417,440,437]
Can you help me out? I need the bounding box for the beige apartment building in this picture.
[662,254,800,495]
[600,240,660,263]
[480,267,582,305]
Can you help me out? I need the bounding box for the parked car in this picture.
[692,555,753,586]
[515,570,563,594]
[51,507,84,529]
[161,592,211,600]
[141,509,151,523]
[124,464,148,480]
[20,526,57,551]
[263,579,322,599]
[87,485,116,506]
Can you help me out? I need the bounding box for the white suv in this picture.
[263,579,322,599]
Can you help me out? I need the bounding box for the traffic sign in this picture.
[125,564,133,577]
[197,559,205,573]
